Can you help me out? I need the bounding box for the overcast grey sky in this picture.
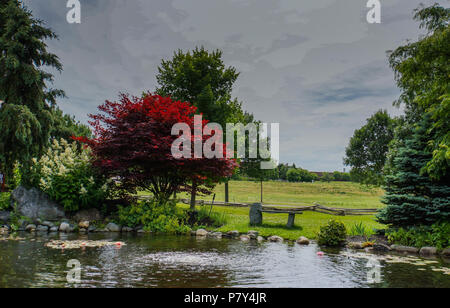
[24,0,448,171]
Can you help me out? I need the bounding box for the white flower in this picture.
[79,185,88,195]
[39,178,49,190]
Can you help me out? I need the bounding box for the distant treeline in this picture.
[233,163,352,183]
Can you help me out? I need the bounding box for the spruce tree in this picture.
[0,0,64,179]
[377,116,450,227]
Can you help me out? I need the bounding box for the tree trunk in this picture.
[190,182,197,211]
[260,179,263,204]
[225,181,229,203]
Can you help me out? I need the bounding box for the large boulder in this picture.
[247,230,259,239]
[0,211,10,224]
[391,245,419,254]
[441,248,450,257]
[78,221,90,229]
[419,247,438,256]
[105,222,121,232]
[11,186,65,222]
[296,236,310,245]
[268,235,284,243]
[196,229,208,237]
[59,222,73,233]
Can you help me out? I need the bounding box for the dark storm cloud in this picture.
[22,0,449,171]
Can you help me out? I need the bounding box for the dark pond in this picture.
[0,232,449,288]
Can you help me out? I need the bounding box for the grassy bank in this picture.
[178,181,386,240]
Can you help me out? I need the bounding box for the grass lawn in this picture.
[177,181,386,240]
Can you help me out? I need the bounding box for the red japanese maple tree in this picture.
[74,93,237,203]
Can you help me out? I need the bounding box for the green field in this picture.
[178,180,386,240]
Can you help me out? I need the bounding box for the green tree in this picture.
[377,115,450,227]
[0,1,64,180]
[388,4,449,179]
[344,110,395,185]
[156,47,250,126]
[286,168,316,183]
[320,173,333,183]
[277,164,290,181]
[156,47,252,208]
[50,107,92,142]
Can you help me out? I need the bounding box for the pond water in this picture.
[0,232,449,288]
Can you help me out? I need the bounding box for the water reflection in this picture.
[0,233,448,288]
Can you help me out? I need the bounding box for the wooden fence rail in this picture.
[137,195,378,216]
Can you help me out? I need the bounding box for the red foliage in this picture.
[74,93,237,201]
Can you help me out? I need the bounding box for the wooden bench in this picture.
[250,203,302,228]
[261,209,302,228]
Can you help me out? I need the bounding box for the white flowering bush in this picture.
[29,139,111,212]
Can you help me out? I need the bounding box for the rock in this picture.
[25,224,36,232]
[391,245,419,254]
[0,211,11,224]
[247,230,259,239]
[196,229,208,237]
[0,227,9,235]
[249,203,262,225]
[296,236,310,245]
[36,225,49,232]
[59,222,72,233]
[419,247,438,256]
[78,221,90,229]
[17,219,28,231]
[137,229,145,233]
[257,236,264,242]
[208,232,222,238]
[227,230,240,238]
[348,242,364,249]
[240,235,250,242]
[105,222,121,232]
[440,248,450,257]
[122,227,134,232]
[41,221,54,228]
[11,186,66,221]
[268,235,284,243]
[88,225,97,233]
[49,226,59,232]
[372,243,391,252]
[73,208,102,222]
[79,228,87,233]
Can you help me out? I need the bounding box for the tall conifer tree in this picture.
[0,0,64,178]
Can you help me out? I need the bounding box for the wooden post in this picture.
[287,213,295,228]
[260,179,263,204]
[225,181,229,203]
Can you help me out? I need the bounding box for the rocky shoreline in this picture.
[1,186,449,260]
[1,220,449,260]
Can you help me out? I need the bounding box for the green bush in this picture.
[386,222,450,250]
[118,200,190,234]
[0,192,11,211]
[317,220,347,246]
[28,139,112,212]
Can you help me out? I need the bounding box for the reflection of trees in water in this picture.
[380,262,450,288]
[94,235,233,287]
[2,233,449,287]
[0,233,70,287]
